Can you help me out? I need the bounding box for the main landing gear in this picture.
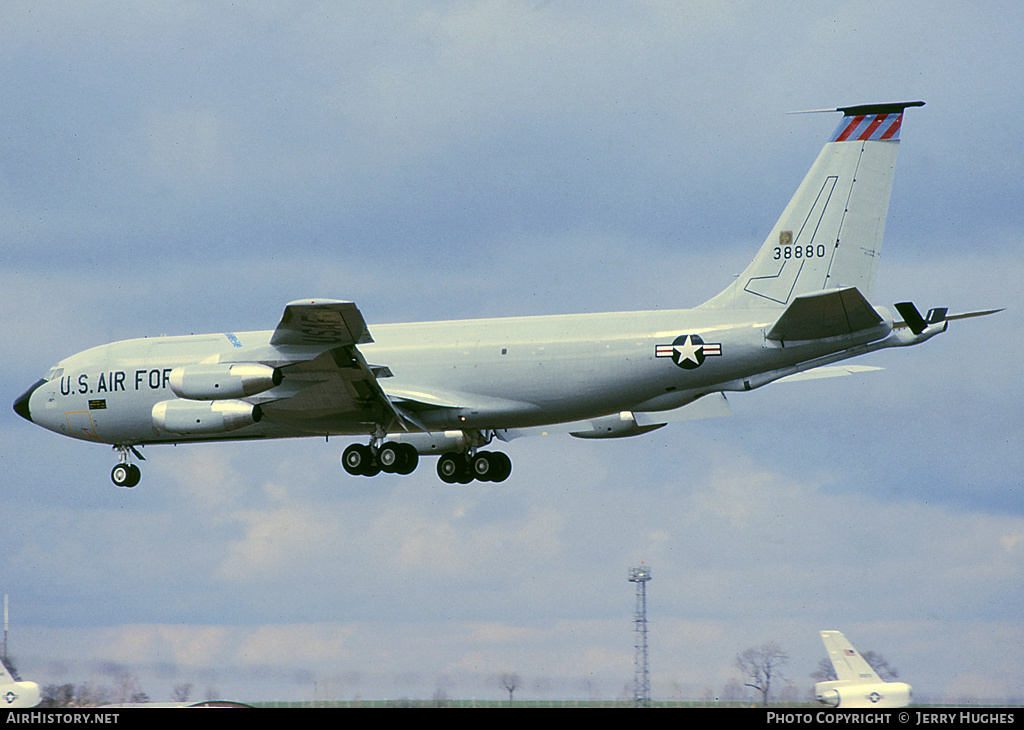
[111,445,143,487]
[342,441,419,477]
[341,440,512,483]
[436,451,511,484]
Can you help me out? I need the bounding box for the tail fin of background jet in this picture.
[820,629,883,683]
[815,630,912,708]
[702,101,924,310]
[0,656,40,708]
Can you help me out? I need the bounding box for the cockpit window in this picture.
[43,367,63,381]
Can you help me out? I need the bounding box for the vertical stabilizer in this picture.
[820,630,882,684]
[0,657,13,685]
[0,656,40,708]
[815,629,912,708]
[702,102,923,310]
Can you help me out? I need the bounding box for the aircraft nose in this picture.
[13,379,44,423]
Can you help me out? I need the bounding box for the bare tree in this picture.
[2,655,20,681]
[73,682,112,707]
[720,678,745,703]
[172,682,193,703]
[861,651,900,681]
[735,641,789,706]
[112,671,148,704]
[499,672,520,706]
[431,685,450,708]
[40,684,75,707]
[812,651,900,682]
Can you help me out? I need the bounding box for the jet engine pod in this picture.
[152,399,263,435]
[169,363,281,400]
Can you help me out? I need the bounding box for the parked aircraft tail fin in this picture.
[820,630,882,684]
[816,630,913,708]
[701,102,924,310]
[0,657,40,708]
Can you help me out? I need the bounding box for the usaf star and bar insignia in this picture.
[655,334,722,369]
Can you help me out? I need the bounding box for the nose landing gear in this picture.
[111,463,141,488]
[111,445,144,487]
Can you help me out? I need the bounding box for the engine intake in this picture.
[169,363,281,400]
[152,399,263,435]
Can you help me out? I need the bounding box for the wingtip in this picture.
[945,307,1005,321]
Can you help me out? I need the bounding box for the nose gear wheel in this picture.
[110,445,143,487]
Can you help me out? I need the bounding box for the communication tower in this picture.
[628,565,652,706]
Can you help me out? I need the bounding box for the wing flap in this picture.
[767,287,883,342]
[259,348,370,419]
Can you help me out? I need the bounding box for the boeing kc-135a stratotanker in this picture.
[14,102,1000,487]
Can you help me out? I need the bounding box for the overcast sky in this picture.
[1,1,1022,705]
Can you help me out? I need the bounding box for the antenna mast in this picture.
[628,565,652,706]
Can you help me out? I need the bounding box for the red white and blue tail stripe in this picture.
[829,101,924,143]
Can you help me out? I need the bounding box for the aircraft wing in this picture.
[254,300,417,433]
[767,287,882,342]
[776,364,882,383]
[270,299,373,347]
[497,392,732,441]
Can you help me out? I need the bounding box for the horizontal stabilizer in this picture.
[944,308,1004,321]
[829,101,925,143]
[767,288,882,341]
[894,304,1003,333]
